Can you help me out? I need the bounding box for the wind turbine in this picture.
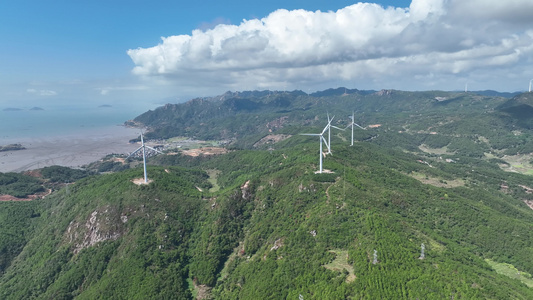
[529,79,532,93]
[345,111,365,146]
[324,113,346,155]
[128,132,163,183]
[301,119,332,173]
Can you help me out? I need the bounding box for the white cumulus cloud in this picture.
[128,0,533,93]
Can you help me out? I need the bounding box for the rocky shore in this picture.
[0,144,25,152]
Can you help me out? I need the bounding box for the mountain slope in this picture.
[3,139,533,298]
[0,168,210,299]
[130,89,533,157]
[3,89,533,298]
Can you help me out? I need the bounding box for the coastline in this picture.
[0,125,142,173]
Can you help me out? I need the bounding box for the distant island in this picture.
[99,104,112,108]
[3,108,23,111]
[0,144,25,152]
[30,107,44,111]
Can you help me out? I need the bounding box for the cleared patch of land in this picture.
[408,172,465,188]
[414,232,446,254]
[497,154,533,175]
[182,147,228,157]
[485,259,533,288]
[418,144,454,155]
[131,178,151,185]
[253,134,291,147]
[165,137,226,150]
[0,188,52,201]
[187,278,212,300]
[206,169,221,193]
[323,249,356,282]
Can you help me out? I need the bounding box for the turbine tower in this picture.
[127,132,163,183]
[301,119,332,173]
[345,111,365,146]
[529,79,533,93]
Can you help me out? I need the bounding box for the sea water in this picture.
[0,103,157,144]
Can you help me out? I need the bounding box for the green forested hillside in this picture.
[0,172,44,198]
[2,138,533,298]
[3,89,533,298]
[130,90,533,157]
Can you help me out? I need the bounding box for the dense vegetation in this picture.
[2,89,533,298]
[0,202,38,274]
[40,166,92,183]
[0,172,44,198]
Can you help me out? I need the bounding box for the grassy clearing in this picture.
[414,231,446,253]
[323,249,356,282]
[418,145,453,155]
[408,171,465,188]
[485,259,533,288]
[219,242,244,281]
[427,238,445,253]
[207,169,221,193]
[498,154,533,175]
[166,137,222,150]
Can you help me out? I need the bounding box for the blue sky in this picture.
[1,0,532,106]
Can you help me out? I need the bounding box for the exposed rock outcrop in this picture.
[65,205,126,254]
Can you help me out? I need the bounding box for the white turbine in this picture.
[301,118,332,173]
[326,113,334,154]
[127,132,163,183]
[529,79,533,93]
[325,113,346,155]
[345,111,365,146]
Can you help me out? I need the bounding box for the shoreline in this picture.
[0,125,142,173]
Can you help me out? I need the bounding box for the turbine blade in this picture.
[145,146,164,154]
[321,125,329,135]
[127,146,143,158]
[354,123,365,130]
[300,133,321,136]
[321,135,329,149]
[331,125,345,131]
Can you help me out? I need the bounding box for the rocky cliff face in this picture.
[65,205,127,254]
